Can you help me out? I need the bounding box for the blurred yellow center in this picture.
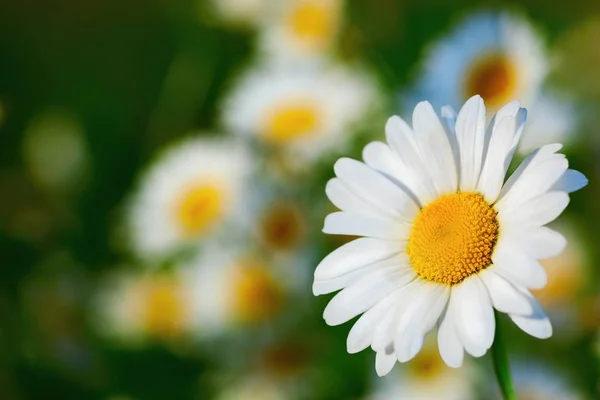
[232,263,284,323]
[175,183,223,236]
[464,53,517,109]
[259,203,306,251]
[407,192,498,285]
[407,347,446,379]
[264,102,320,143]
[290,2,335,44]
[142,277,185,339]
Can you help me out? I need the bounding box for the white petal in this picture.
[325,178,382,217]
[551,169,588,193]
[323,268,415,326]
[334,158,419,221]
[453,276,495,357]
[496,145,567,212]
[347,290,401,354]
[491,239,547,289]
[412,101,458,194]
[479,269,534,315]
[455,95,486,191]
[437,294,464,368]
[313,254,410,296]
[509,227,567,260]
[509,290,552,339]
[323,211,411,240]
[375,347,397,377]
[385,116,438,204]
[362,141,422,206]
[500,191,570,228]
[394,284,449,362]
[314,238,399,280]
[478,102,527,203]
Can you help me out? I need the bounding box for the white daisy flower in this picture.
[314,95,587,376]
[92,268,201,345]
[222,64,379,164]
[366,340,477,400]
[409,12,578,153]
[413,11,547,112]
[125,136,252,260]
[189,247,298,337]
[259,0,343,62]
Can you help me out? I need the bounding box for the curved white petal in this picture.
[437,293,464,368]
[479,269,534,315]
[375,347,397,377]
[509,289,552,339]
[323,211,411,240]
[314,238,400,281]
[491,239,547,289]
[506,226,567,260]
[412,101,458,194]
[394,284,449,362]
[452,276,495,357]
[496,146,567,212]
[346,290,401,354]
[313,254,410,296]
[478,101,527,203]
[334,157,419,221]
[362,141,422,207]
[385,116,438,204]
[325,178,383,217]
[455,95,486,191]
[323,268,415,326]
[499,191,570,228]
[551,169,588,193]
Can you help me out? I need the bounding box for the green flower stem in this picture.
[491,311,518,400]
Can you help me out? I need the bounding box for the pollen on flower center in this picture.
[231,262,285,323]
[264,102,320,143]
[290,2,335,43]
[141,277,186,339]
[407,192,499,285]
[464,53,517,109]
[175,183,224,236]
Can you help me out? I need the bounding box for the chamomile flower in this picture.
[125,136,252,260]
[314,96,587,376]
[412,11,547,111]
[189,247,299,338]
[259,0,343,62]
[409,12,576,153]
[92,268,200,345]
[366,340,476,400]
[222,64,379,164]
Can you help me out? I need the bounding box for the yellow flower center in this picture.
[231,262,284,323]
[407,192,499,285]
[289,1,337,47]
[142,277,186,339]
[259,203,306,251]
[264,102,320,144]
[464,53,518,109]
[407,347,446,379]
[175,183,224,236]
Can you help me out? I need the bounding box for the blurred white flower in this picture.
[411,11,547,111]
[507,362,583,400]
[408,11,578,153]
[92,268,201,345]
[188,247,300,338]
[125,136,252,260]
[259,0,342,62]
[23,110,90,193]
[214,376,288,400]
[366,340,477,400]
[222,64,379,164]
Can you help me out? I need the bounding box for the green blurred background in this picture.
[1,0,599,399]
